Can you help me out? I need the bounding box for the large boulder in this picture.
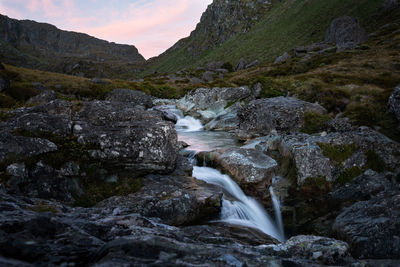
[388,85,400,125]
[105,88,153,108]
[236,97,326,140]
[73,100,179,173]
[333,190,400,259]
[325,16,368,50]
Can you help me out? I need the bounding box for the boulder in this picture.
[202,71,215,82]
[235,58,247,71]
[0,77,10,92]
[274,52,291,64]
[325,16,368,50]
[204,109,238,131]
[245,60,259,69]
[333,190,400,259]
[0,131,57,162]
[26,90,57,105]
[206,61,224,71]
[91,78,111,85]
[388,85,400,124]
[272,235,351,265]
[105,88,153,108]
[236,97,326,140]
[381,0,400,12]
[73,101,179,173]
[189,77,204,84]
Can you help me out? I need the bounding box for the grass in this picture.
[301,112,331,134]
[335,166,363,186]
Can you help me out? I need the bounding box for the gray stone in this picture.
[202,71,215,82]
[388,85,400,124]
[236,97,327,140]
[245,60,259,69]
[274,52,291,64]
[91,78,111,85]
[235,58,247,71]
[26,90,57,105]
[0,77,10,92]
[189,77,204,84]
[333,190,400,259]
[105,88,153,108]
[325,16,368,50]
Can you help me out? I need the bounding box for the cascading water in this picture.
[170,105,285,242]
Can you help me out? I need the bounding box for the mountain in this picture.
[145,0,388,74]
[0,14,145,78]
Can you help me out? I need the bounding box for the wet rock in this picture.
[333,190,400,259]
[0,131,57,162]
[274,52,291,64]
[388,85,400,124]
[204,109,238,131]
[105,88,153,108]
[73,101,179,173]
[152,106,179,123]
[0,77,10,92]
[236,97,326,140]
[273,235,351,265]
[325,16,368,50]
[26,90,57,105]
[216,148,278,185]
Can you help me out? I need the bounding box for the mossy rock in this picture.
[335,166,363,186]
[365,150,388,173]
[301,112,331,134]
[317,143,359,165]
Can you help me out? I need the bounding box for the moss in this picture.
[30,202,59,213]
[74,175,142,207]
[365,150,387,172]
[224,101,235,109]
[301,112,331,134]
[317,143,359,165]
[303,176,329,188]
[5,82,39,101]
[335,166,363,186]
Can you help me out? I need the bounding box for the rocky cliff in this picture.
[0,14,145,78]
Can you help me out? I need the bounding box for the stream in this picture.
[169,105,285,243]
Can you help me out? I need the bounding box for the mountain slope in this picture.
[0,14,145,78]
[145,0,386,74]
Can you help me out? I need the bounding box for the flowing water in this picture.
[173,106,285,242]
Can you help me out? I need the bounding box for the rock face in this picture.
[333,191,400,259]
[236,97,326,140]
[178,86,255,123]
[105,88,153,109]
[325,16,368,49]
[0,14,145,77]
[388,85,400,125]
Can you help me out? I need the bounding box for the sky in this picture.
[0,0,212,59]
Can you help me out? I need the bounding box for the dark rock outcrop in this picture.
[325,16,368,50]
[0,76,10,92]
[105,88,153,108]
[333,190,400,259]
[388,85,400,125]
[236,97,326,140]
[26,90,57,105]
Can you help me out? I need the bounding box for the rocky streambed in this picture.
[0,86,399,266]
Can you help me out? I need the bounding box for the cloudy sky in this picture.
[0,0,212,59]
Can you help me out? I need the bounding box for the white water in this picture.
[270,186,285,241]
[193,166,285,242]
[169,105,285,242]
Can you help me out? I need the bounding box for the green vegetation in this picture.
[303,176,329,188]
[301,112,331,134]
[335,166,363,186]
[145,0,384,74]
[365,150,388,172]
[30,202,59,213]
[317,143,359,165]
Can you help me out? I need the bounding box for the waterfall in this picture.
[167,105,285,242]
[269,186,285,241]
[193,166,285,242]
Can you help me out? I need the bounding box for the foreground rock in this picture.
[333,190,400,259]
[105,88,153,108]
[236,97,326,140]
[325,16,368,50]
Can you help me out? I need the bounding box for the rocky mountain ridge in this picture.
[0,14,145,78]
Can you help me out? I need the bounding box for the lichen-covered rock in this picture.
[272,235,351,265]
[73,100,179,173]
[333,190,400,259]
[236,97,326,140]
[325,16,368,49]
[388,85,400,125]
[26,90,57,105]
[0,131,57,162]
[105,88,153,108]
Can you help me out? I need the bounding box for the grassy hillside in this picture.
[144,0,385,74]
